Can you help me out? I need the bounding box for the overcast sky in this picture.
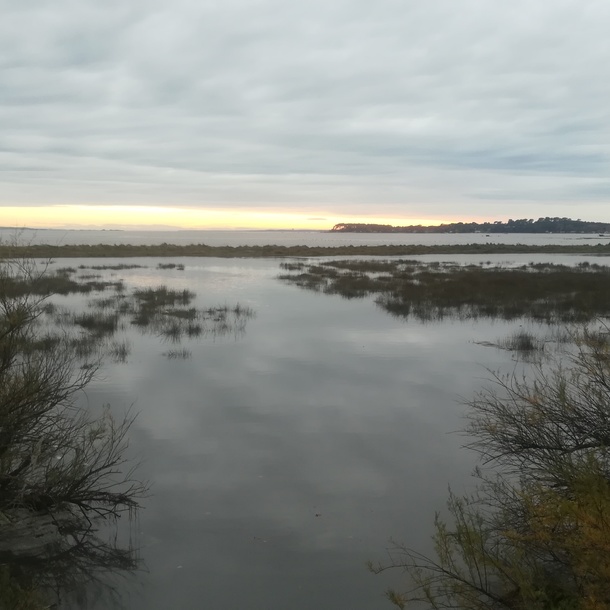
[1,0,610,228]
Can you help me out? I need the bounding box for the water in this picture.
[2,227,610,247]
[14,252,610,608]
[30,254,598,610]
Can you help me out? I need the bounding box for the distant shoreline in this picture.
[331,218,610,234]
[2,242,610,259]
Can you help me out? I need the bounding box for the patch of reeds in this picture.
[1,274,86,297]
[279,262,306,271]
[3,271,128,298]
[186,324,203,337]
[24,334,62,354]
[72,312,118,336]
[78,264,146,270]
[233,303,254,318]
[163,348,192,359]
[163,307,197,320]
[501,330,545,354]
[70,335,99,360]
[161,320,183,342]
[89,297,119,310]
[157,263,185,270]
[278,260,610,323]
[324,259,409,273]
[109,340,131,363]
[19,268,255,368]
[42,302,56,315]
[82,280,124,292]
[133,286,195,308]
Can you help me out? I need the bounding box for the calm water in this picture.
[41,253,609,609]
[3,227,610,247]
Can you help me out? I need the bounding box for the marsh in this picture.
[6,251,610,609]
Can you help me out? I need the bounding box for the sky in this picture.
[1,0,610,230]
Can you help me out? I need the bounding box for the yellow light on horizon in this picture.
[1,205,451,231]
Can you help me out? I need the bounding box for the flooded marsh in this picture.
[279,259,610,323]
[3,253,610,609]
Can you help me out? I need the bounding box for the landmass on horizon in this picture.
[3,217,610,235]
[331,217,610,234]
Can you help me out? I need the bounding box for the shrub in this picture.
[0,257,146,603]
[371,327,610,609]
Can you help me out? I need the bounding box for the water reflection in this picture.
[0,511,137,609]
[10,256,601,609]
[0,259,256,610]
[74,259,510,610]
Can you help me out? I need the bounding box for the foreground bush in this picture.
[372,327,610,609]
[0,258,146,606]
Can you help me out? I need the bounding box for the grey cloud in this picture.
[1,0,610,219]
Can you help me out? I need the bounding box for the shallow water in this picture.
[3,227,610,248]
[29,255,574,609]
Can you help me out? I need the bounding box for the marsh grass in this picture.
[57,279,255,351]
[25,334,62,354]
[90,296,119,310]
[279,262,306,271]
[78,264,146,271]
[109,340,131,363]
[163,348,192,359]
[279,260,610,323]
[7,261,255,373]
[73,312,119,336]
[70,334,100,360]
[157,263,185,270]
[4,242,610,259]
[163,307,198,320]
[233,303,254,317]
[42,302,56,315]
[186,323,203,337]
[501,330,546,356]
[133,286,195,308]
[6,272,125,297]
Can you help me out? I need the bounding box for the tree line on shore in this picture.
[332,217,610,234]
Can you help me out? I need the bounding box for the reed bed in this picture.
[2,242,610,259]
[279,260,610,323]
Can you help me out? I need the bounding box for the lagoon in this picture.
[34,252,601,609]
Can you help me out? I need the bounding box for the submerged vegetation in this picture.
[371,327,610,609]
[29,266,255,354]
[500,329,546,355]
[279,259,610,323]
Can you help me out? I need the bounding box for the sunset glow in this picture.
[1,206,447,231]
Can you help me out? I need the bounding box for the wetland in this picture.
[2,247,610,609]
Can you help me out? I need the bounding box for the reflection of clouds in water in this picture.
[81,258,524,609]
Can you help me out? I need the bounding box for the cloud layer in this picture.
[1,0,610,223]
